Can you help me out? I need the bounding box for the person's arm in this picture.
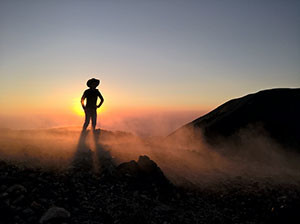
[81,91,87,109]
[97,91,104,108]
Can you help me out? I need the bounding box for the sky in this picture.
[0,0,299,135]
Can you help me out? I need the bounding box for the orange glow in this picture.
[72,97,85,117]
[71,97,106,117]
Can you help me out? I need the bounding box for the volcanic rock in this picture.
[117,155,172,191]
[7,184,27,194]
[117,160,141,178]
[39,206,70,224]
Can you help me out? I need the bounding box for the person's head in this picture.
[87,78,100,89]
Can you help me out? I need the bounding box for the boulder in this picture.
[137,155,158,173]
[117,155,171,189]
[117,160,141,178]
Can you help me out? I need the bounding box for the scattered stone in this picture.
[0,151,300,224]
[39,206,70,224]
[12,194,25,204]
[0,184,7,191]
[31,201,42,210]
[7,184,27,194]
[1,192,9,198]
[23,208,34,216]
[154,204,173,213]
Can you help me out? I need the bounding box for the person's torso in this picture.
[85,89,99,108]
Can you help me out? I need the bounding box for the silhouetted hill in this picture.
[173,88,300,150]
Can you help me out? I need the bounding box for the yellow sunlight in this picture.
[72,97,106,117]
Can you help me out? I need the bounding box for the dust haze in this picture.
[0,110,205,136]
[0,123,300,187]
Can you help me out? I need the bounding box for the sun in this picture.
[72,97,85,117]
[72,97,106,117]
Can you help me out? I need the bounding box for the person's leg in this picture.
[82,108,91,131]
[91,109,97,131]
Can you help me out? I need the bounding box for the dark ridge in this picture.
[172,88,300,150]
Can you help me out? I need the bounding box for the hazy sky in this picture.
[0,0,299,133]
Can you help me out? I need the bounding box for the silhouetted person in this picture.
[81,78,104,131]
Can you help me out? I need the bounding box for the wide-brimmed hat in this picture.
[87,78,100,87]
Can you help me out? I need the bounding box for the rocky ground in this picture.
[1,150,300,224]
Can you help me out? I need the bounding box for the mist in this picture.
[1,122,299,188]
[0,109,205,136]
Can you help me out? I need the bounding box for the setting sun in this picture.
[72,97,85,117]
[72,97,106,117]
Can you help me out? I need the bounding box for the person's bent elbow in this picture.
[98,99,104,108]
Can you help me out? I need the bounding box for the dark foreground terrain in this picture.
[1,154,300,224]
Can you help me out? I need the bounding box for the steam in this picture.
[0,109,204,136]
[0,125,300,187]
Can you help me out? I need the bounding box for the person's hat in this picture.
[87,78,100,87]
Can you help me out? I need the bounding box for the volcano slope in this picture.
[171,88,300,151]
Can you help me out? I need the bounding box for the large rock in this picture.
[117,155,171,188]
[137,155,159,173]
[117,160,141,178]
